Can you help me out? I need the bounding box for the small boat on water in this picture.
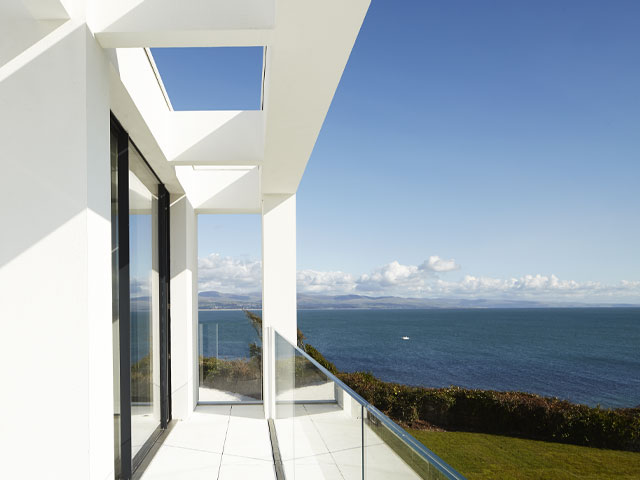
[402,336,410,340]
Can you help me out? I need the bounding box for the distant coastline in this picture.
[198,290,640,311]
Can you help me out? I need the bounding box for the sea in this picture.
[197,308,640,409]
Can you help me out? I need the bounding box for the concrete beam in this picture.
[176,166,261,214]
[261,0,371,194]
[167,111,264,166]
[96,29,273,48]
[92,0,274,47]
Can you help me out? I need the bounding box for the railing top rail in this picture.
[273,328,467,480]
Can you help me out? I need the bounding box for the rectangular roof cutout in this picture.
[150,47,264,111]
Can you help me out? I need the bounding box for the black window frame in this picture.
[111,113,171,480]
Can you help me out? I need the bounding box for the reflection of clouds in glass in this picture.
[130,277,151,298]
[130,214,154,276]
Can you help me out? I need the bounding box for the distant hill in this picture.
[197,291,639,310]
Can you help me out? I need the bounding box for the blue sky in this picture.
[153,1,640,302]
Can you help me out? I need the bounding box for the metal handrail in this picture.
[276,330,467,480]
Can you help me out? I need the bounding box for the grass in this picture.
[409,429,640,480]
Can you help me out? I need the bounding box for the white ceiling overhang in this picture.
[96,0,370,212]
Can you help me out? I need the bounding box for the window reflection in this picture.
[110,129,121,477]
[128,143,161,457]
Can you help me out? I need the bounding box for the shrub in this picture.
[200,356,262,398]
[338,371,640,452]
[131,354,152,403]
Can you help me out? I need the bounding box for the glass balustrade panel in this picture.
[274,330,296,477]
[274,330,364,479]
[273,328,466,480]
[198,311,263,402]
[364,406,457,480]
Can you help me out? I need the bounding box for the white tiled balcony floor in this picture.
[140,405,276,480]
[140,403,423,480]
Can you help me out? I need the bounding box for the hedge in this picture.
[200,356,262,398]
[338,371,640,452]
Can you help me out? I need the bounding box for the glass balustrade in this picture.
[272,329,466,480]
[198,311,263,402]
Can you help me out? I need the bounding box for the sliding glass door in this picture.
[129,144,161,457]
[111,114,170,479]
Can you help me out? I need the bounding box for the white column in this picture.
[86,22,115,480]
[169,195,199,420]
[0,23,114,480]
[262,193,297,418]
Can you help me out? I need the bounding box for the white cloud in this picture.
[354,257,460,295]
[197,253,640,302]
[198,253,262,293]
[420,255,460,272]
[432,275,640,300]
[297,269,356,295]
[357,261,426,293]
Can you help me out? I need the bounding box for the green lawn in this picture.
[409,429,640,480]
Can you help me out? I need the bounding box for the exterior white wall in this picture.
[0,17,64,66]
[262,194,297,418]
[86,24,116,480]
[0,21,114,480]
[169,195,199,420]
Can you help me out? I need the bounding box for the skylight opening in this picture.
[150,47,265,111]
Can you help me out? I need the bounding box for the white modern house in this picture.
[0,1,464,479]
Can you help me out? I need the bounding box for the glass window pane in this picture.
[129,143,161,457]
[110,129,121,478]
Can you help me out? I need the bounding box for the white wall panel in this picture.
[0,23,114,479]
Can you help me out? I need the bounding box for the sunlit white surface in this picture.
[140,405,275,480]
[198,386,256,402]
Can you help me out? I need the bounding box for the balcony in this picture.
[139,405,274,480]
[138,328,465,479]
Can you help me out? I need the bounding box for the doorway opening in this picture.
[197,214,263,404]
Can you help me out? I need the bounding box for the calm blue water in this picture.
[198,308,640,408]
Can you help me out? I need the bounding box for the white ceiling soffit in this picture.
[93,0,275,47]
[114,49,264,169]
[167,111,264,166]
[110,48,184,193]
[107,0,370,198]
[175,165,260,213]
[261,0,371,194]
